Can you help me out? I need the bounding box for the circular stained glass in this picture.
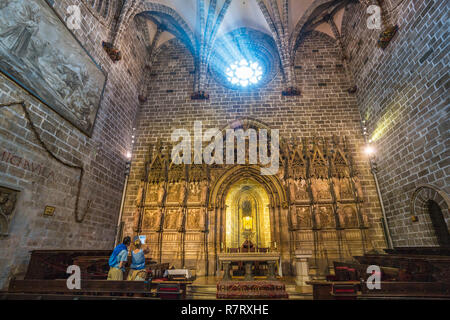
[225,59,263,87]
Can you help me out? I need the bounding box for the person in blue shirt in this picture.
[107,236,131,280]
[127,236,150,281]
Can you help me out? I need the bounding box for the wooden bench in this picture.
[354,253,450,282]
[7,278,191,300]
[359,281,450,300]
[333,261,401,282]
[306,280,360,300]
[25,250,112,280]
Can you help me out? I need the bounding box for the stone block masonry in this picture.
[341,0,449,246]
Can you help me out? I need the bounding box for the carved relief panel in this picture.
[186,208,204,231]
[310,141,332,203]
[164,208,181,230]
[166,162,186,205]
[337,204,359,228]
[0,186,19,236]
[314,205,336,229]
[291,206,312,229]
[142,209,162,231]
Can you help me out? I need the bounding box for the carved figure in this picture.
[157,181,165,206]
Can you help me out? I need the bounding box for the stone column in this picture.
[222,261,232,281]
[244,262,254,281]
[295,249,312,286]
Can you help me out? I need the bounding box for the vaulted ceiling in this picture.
[135,0,350,51]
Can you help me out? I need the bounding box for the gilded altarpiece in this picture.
[129,127,379,278]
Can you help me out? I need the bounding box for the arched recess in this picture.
[114,2,197,56]
[208,165,288,262]
[289,0,349,60]
[224,179,271,250]
[410,185,450,247]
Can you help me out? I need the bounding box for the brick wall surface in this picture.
[0,0,146,288]
[341,0,449,246]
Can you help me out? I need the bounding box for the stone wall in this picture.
[122,31,387,275]
[0,0,146,288]
[341,0,449,247]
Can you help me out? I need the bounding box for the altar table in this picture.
[218,252,281,281]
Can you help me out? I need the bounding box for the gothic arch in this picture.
[208,165,287,211]
[410,184,450,246]
[113,2,196,55]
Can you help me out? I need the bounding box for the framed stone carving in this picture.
[164,208,180,230]
[314,205,335,229]
[0,0,106,136]
[186,208,202,230]
[337,204,359,228]
[292,206,312,229]
[0,186,19,236]
[142,209,161,231]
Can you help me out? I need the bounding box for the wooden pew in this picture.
[7,278,191,300]
[359,281,450,300]
[333,261,401,282]
[354,254,450,282]
[25,250,112,280]
[306,280,360,300]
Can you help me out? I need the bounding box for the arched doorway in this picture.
[410,185,450,247]
[427,200,450,247]
[208,165,290,275]
[225,179,271,250]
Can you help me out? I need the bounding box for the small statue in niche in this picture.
[290,208,299,229]
[361,211,370,227]
[337,206,346,227]
[199,207,207,231]
[199,179,209,206]
[314,207,321,228]
[178,182,187,206]
[287,177,296,204]
[155,208,163,231]
[177,207,185,232]
[157,181,166,207]
[332,177,341,201]
[352,176,364,201]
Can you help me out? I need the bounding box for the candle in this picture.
[274,242,277,249]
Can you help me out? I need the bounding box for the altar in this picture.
[218,252,281,281]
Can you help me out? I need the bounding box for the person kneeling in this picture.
[107,236,131,280]
[127,236,150,281]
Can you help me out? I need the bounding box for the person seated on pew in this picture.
[107,236,131,280]
[127,236,150,281]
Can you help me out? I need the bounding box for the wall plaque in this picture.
[0,0,106,136]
